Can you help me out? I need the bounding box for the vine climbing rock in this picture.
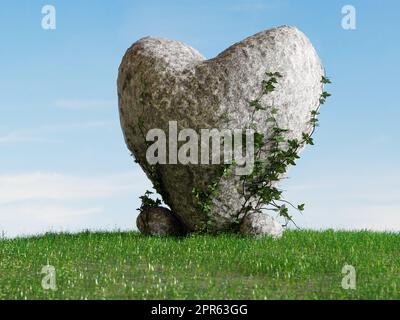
[137,207,185,236]
[118,26,324,236]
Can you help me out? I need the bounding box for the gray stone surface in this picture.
[118,26,324,234]
[239,212,283,239]
[137,207,185,236]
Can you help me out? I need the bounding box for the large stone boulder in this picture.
[118,26,324,235]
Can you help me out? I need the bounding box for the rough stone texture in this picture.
[118,26,324,234]
[239,212,283,239]
[137,207,185,236]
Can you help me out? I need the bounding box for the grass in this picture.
[0,230,399,300]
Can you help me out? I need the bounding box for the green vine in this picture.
[138,73,332,231]
[193,72,332,230]
[192,162,235,232]
[137,190,162,213]
[240,72,331,227]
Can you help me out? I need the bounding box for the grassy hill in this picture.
[0,230,399,299]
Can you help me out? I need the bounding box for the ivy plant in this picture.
[194,72,332,230]
[137,190,162,213]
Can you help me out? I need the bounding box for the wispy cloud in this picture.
[0,204,102,224]
[37,121,116,131]
[0,170,151,238]
[282,169,400,232]
[0,172,141,205]
[0,132,51,144]
[0,204,103,238]
[54,99,116,109]
[0,120,116,145]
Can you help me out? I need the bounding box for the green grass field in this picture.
[0,230,399,300]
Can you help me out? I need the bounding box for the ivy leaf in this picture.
[302,133,314,145]
[254,132,265,149]
[270,107,279,115]
[138,190,162,212]
[266,72,283,78]
[138,117,145,130]
[250,99,266,111]
[274,135,285,143]
[321,76,331,84]
[188,72,332,232]
[269,77,278,84]
[322,92,331,99]
[288,139,300,149]
[262,81,276,94]
[279,205,290,219]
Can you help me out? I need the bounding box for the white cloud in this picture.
[37,120,116,131]
[0,131,53,144]
[0,204,103,238]
[54,99,116,109]
[0,172,142,205]
[0,204,101,224]
[0,170,152,238]
[2,165,398,237]
[293,203,400,232]
[282,169,400,232]
[0,120,116,145]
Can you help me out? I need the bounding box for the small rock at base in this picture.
[239,212,283,239]
[137,207,185,236]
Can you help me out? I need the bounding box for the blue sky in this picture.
[1,0,399,237]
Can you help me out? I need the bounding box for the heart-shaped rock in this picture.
[118,26,323,234]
